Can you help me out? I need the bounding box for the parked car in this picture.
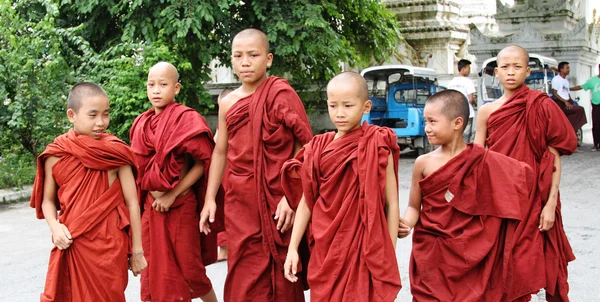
[361,65,439,155]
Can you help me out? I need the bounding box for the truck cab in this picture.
[361,65,439,154]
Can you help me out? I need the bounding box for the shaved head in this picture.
[497,45,529,65]
[426,89,470,131]
[67,82,108,113]
[148,62,179,82]
[233,28,270,52]
[327,72,369,101]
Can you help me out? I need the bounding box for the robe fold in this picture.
[30,130,138,302]
[224,76,312,301]
[130,102,223,301]
[487,85,577,301]
[410,144,533,302]
[281,123,402,302]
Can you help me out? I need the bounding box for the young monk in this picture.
[130,62,220,302]
[199,28,313,301]
[282,72,402,301]
[399,89,535,301]
[31,82,147,301]
[475,45,577,301]
[215,87,234,262]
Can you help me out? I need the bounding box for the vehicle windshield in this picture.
[393,79,434,105]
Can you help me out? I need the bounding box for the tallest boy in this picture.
[200,29,312,301]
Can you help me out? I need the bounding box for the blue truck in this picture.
[361,65,440,155]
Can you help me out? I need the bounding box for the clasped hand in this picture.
[152,192,176,212]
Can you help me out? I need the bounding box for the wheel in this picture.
[576,128,583,147]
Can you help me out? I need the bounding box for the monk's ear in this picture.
[494,67,499,78]
[266,53,274,68]
[67,108,76,123]
[362,99,372,114]
[525,66,531,78]
[454,117,464,131]
[174,82,181,95]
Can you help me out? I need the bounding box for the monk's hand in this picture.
[129,252,147,277]
[284,249,300,283]
[152,192,176,212]
[539,204,556,232]
[275,197,294,233]
[50,222,73,250]
[398,217,412,238]
[199,199,217,235]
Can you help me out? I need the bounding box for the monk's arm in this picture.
[385,153,399,248]
[540,146,561,231]
[284,194,311,282]
[118,165,147,275]
[400,156,424,237]
[473,104,491,146]
[172,156,205,197]
[200,103,229,232]
[152,155,204,212]
[41,156,72,250]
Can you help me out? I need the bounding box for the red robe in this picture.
[130,102,223,301]
[224,76,312,301]
[30,130,138,302]
[410,144,534,301]
[487,85,577,301]
[281,123,402,302]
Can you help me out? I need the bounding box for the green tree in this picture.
[0,0,76,159]
[60,0,402,105]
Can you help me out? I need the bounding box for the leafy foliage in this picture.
[0,1,75,160]
[0,0,402,171]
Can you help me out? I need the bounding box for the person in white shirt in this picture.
[551,62,587,146]
[448,59,476,142]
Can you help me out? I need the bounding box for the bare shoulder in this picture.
[479,101,503,119]
[419,149,447,178]
[413,152,431,174]
[219,88,248,114]
[44,156,60,169]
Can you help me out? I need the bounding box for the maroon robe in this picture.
[410,144,534,301]
[31,130,138,302]
[130,102,223,301]
[224,76,312,301]
[281,123,402,301]
[487,85,577,301]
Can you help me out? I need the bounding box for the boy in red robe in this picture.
[130,62,219,302]
[475,45,577,302]
[199,28,313,301]
[399,89,535,301]
[31,83,147,302]
[282,72,402,301]
[215,87,234,262]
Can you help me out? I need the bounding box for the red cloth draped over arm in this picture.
[486,85,577,300]
[410,144,532,301]
[130,102,223,301]
[30,130,138,302]
[249,76,313,268]
[282,124,401,301]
